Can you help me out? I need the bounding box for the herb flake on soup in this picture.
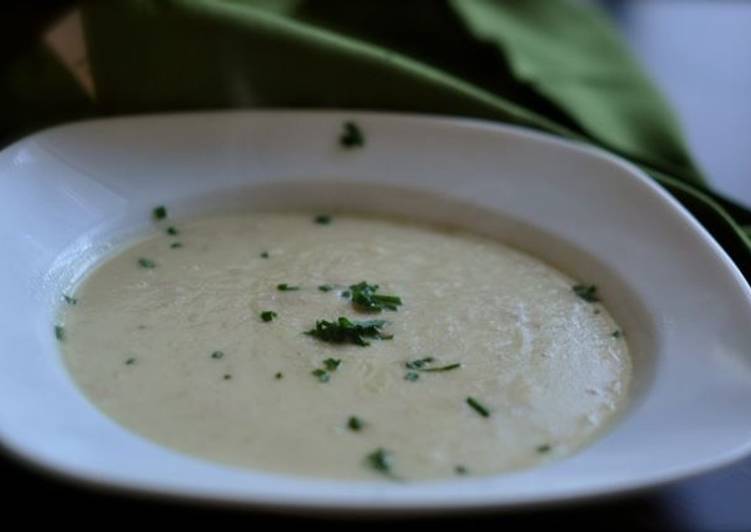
[57,212,631,481]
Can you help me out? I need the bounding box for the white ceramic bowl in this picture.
[0,111,750,513]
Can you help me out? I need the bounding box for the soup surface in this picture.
[58,212,631,480]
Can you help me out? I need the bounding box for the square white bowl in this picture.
[0,111,750,513]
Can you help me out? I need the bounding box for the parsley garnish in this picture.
[404,372,419,382]
[311,358,342,383]
[211,351,224,359]
[152,206,167,220]
[311,368,330,383]
[277,283,300,291]
[305,317,392,346]
[314,214,332,225]
[62,295,77,305]
[323,358,341,371]
[611,330,622,338]
[405,357,434,369]
[347,416,364,431]
[466,397,491,418]
[573,284,599,303]
[223,374,232,380]
[125,357,136,365]
[365,448,394,477]
[405,358,461,373]
[318,284,335,292]
[340,121,364,148]
[166,226,178,235]
[170,242,182,248]
[537,444,552,453]
[349,281,402,312]
[420,363,462,372]
[275,372,283,380]
[54,325,64,341]
[138,257,156,269]
[260,311,278,322]
[455,465,468,475]
[260,251,269,259]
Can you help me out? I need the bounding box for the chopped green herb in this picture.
[318,284,335,292]
[420,363,462,372]
[211,351,224,359]
[404,371,420,382]
[405,357,435,370]
[54,325,65,341]
[223,374,232,380]
[365,448,394,477]
[466,397,491,418]
[314,214,332,225]
[347,416,364,431]
[340,121,364,148]
[305,317,392,346]
[323,358,341,371]
[138,257,156,269]
[277,283,300,291]
[310,358,342,383]
[152,205,167,220]
[455,465,468,475]
[260,251,270,259]
[611,330,622,338]
[125,357,136,365]
[349,281,402,312]
[311,368,330,383]
[404,358,463,373]
[573,284,599,303]
[166,226,179,235]
[275,372,283,380]
[170,242,183,249]
[537,444,552,454]
[340,290,351,298]
[62,295,77,305]
[260,311,278,322]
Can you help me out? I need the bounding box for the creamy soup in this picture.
[57,211,631,481]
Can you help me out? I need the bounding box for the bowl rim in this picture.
[1,109,750,513]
